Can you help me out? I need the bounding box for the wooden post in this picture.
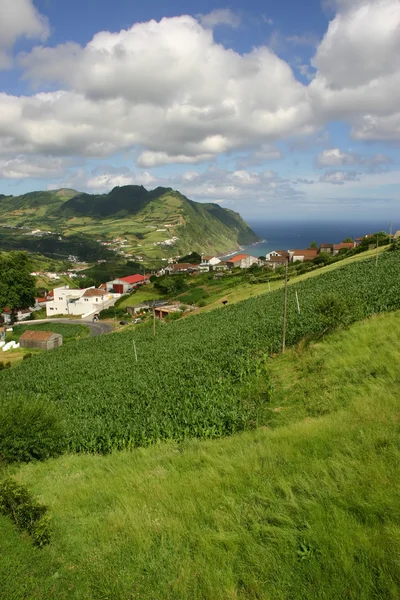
[282,259,288,353]
[268,280,271,292]
[132,338,138,362]
[153,305,156,338]
[295,290,301,315]
[375,234,379,266]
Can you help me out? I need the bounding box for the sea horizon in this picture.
[223,219,398,259]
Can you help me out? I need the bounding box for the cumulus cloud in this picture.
[0,0,49,69]
[0,155,70,179]
[12,15,312,162]
[309,0,400,140]
[196,8,241,29]
[235,145,283,168]
[320,170,360,184]
[136,151,214,168]
[316,148,391,168]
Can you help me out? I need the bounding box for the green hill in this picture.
[0,186,259,259]
[1,309,399,599]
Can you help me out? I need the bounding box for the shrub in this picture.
[0,397,65,463]
[0,361,11,371]
[315,293,351,332]
[0,478,50,546]
[23,353,33,360]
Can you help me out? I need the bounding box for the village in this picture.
[2,230,394,338]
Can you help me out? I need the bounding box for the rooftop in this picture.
[20,330,58,341]
[227,253,251,262]
[81,288,107,298]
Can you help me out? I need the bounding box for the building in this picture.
[264,255,288,270]
[154,304,181,319]
[198,255,221,272]
[289,249,319,263]
[164,263,199,275]
[19,330,63,351]
[106,274,150,294]
[333,242,354,255]
[226,254,259,269]
[319,244,334,255]
[1,308,33,324]
[46,286,113,317]
[394,231,400,240]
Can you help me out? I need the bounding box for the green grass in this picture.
[1,310,400,599]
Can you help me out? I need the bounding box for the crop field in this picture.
[0,251,399,454]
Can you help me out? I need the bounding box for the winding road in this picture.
[21,318,114,337]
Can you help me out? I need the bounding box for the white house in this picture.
[2,308,33,324]
[198,255,221,272]
[226,254,259,269]
[46,286,114,317]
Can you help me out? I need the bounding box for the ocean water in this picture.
[232,220,398,258]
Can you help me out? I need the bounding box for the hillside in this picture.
[0,250,399,454]
[0,186,259,260]
[1,310,400,599]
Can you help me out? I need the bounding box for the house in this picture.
[2,308,33,324]
[393,231,400,240]
[198,255,221,272]
[34,297,48,308]
[319,243,334,255]
[19,330,63,351]
[355,234,373,247]
[264,255,288,270]
[106,274,150,294]
[333,242,354,255]
[164,263,199,275]
[226,254,259,269]
[213,261,228,271]
[46,286,113,317]
[289,249,319,263]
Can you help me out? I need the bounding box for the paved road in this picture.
[21,318,114,337]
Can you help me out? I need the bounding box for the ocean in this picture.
[228,220,399,258]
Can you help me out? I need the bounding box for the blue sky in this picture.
[0,0,399,223]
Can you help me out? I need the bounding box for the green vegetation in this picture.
[8,323,90,344]
[0,252,36,322]
[1,310,400,598]
[0,478,50,547]
[0,251,399,456]
[0,185,259,261]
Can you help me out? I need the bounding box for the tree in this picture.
[342,237,354,243]
[0,252,36,323]
[310,241,318,249]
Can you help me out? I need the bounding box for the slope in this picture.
[2,310,400,599]
[0,185,259,258]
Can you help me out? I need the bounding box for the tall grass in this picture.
[1,311,400,599]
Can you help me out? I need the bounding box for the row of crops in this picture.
[1,251,399,455]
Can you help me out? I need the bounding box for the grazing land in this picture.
[0,251,399,454]
[1,310,399,599]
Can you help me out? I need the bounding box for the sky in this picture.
[0,0,399,222]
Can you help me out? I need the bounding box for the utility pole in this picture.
[153,301,156,338]
[282,259,289,353]
[390,222,393,243]
[375,234,379,266]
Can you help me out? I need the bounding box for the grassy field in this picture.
[1,310,399,599]
[7,322,90,344]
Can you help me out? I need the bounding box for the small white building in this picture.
[46,286,113,317]
[198,255,221,272]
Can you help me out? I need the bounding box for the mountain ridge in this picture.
[0,185,260,259]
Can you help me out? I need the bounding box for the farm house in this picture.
[19,330,63,350]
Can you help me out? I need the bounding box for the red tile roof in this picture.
[227,253,251,262]
[35,297,47,303]
[334,243,354,250]
[290,249,319,259]
[120,274,149,285]
[81,288,107,297]
[20,330,56,341]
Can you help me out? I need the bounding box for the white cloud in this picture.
[320,170,360,184]
[0,0,49,69]
[136,151,214,168]
[196,9,241,29]
[9,16,311,161]
[316,148,391,168]
[309,0,400,140]
[0,155,69,179]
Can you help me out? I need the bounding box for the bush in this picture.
[23,353,33,360]
[0,361,11,371]
[0,397,65,463]
[0,478,50,546]
[315,293,351,332]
